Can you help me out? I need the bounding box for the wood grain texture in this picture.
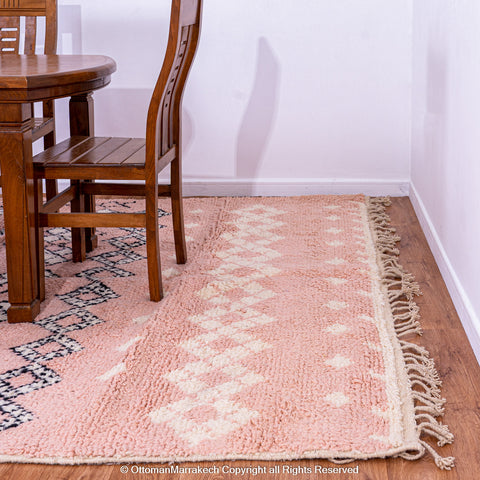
[1,196,478,478]
[33,0,203,304]
[0,0,57,197]
[0,0,47,15]
[0,104,41,323]
[68,93,97,253]
[0,54,116,321]
[0,55,116,94]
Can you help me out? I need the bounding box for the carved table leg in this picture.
[0,104,40,323]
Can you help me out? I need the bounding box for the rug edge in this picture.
[366,196,455,470]
[0,443,428,466]
[0,196,456,468]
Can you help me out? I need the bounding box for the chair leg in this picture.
[146,185,163,301]
[68,94,97,253]
[171,155,187,264]
[84,180,98,253]
[34,178,45,302]
[70,180,86,262]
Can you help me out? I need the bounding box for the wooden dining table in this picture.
[0,54,116,323]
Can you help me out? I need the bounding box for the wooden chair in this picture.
[33,0,203,302]
[0,0,58,198]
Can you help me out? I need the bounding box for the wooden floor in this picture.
[1,196,479,480]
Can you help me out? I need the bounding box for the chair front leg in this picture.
[171,149,187,264]
[83,180,98,252]
[145,183,163,301]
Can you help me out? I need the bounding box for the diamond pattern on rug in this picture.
[0,273,7,320]
[149,205,285,445]
[0,201,170,431]
[0,197,453,469]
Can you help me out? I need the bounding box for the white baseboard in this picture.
[56,177,410,197]
[410,184,480,365]
[181,178,411,197]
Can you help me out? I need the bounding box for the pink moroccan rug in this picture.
[0,196,454,468]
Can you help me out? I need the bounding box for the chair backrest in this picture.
[146,0,203,165]
[0,0,57,54]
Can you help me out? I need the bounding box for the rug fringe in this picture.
[366,197,455,470]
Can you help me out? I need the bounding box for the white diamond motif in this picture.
[149,205,285,446]
[326,240,344,247]
[324,391,350,408]
[326,300,348,310]
[325,323,349,335]
[325,354,352,369]
[326,277,347,286]
[97,362,125,382]
[326,258,346,265]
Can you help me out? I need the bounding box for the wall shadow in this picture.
[235,37,280,182]
[58,5,82,54]
[182,107,194,155]
[424,21,448,185]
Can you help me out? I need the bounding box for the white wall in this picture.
[42,1,480,359]
[56,0,412,195]
[411,1,480,360]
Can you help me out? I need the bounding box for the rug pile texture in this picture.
[0,196,454,468]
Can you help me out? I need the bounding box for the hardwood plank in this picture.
[32,136,91,166]
[385,197,479,480]
[121,145,146,165]
[98,138,145,165]
[44,137,111,165]
[71,137,132,165]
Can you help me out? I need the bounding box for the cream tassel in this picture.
[367,196,455,469]
[419,440,455,470]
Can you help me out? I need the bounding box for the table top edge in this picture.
[0,55,117,91]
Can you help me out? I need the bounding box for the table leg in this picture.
[69,93,98,256]
[0,104,40,323]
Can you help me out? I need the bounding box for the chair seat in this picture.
[33,136,147,181]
